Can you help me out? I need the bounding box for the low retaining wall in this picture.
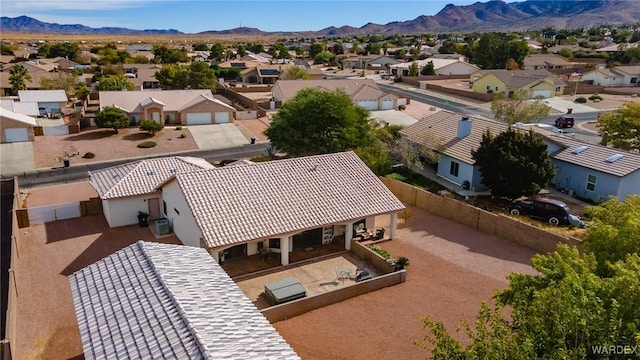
[261,270,406,323]
[380,177,582,253]
[350,240,395,274]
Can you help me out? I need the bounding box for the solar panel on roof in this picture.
[230,62,245,67]
[605,154,624,163]
[259,69,280,76]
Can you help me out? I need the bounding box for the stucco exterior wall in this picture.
[552,160,623,202]
[161,180,203,248]
[104,195,154,227]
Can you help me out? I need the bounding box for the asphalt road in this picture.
[6,142,271,188]
[379,83,602,144]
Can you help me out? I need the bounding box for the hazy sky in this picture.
[0,0,517,33]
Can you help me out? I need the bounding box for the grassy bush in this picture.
[369,245,391,259]
[175,125,182,130]
[574,97,587,103]
[398,104,406,111]
[82,152,95,159]
[137,141,157,148]
[179,132,187,138]
[139,120,164,134]
[589,94,603,101]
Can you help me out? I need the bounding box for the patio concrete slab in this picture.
[0,142,35,175]
[371,109,419,127]
[188,123,251,150]
[542,97,597,113]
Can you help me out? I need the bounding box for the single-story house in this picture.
[98,89,235,125]
[389,58,479,77]
[92,152,405,266]
[240,64,294,84]
[581,65,640,86]
[89,156,216,227]
[272,79,406,111]
[0,107,37,143]
[343,55,400,70]
[522,54,575,71]
[69,241,300,360]
[122,64,162,90]
[544,133,640,202]
[400,110,640,201]
[0,63,60,96]
[18,89,68,116]
[0,99,40,117]
[469,69,566,98]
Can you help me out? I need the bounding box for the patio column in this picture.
[280,235,290,266]
[390,213,398,240]
[345,222,354,251]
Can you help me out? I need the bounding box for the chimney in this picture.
[457,116,472,139]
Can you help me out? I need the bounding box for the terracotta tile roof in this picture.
[476,69,566,88]
[524,54,572,67]
[399,111,509,164]
[545,134,640,177]
[90,156,215,200]
[69,241,300,360]
[99,90,214,113]
[273,79,380,102]
[173,152,405,249]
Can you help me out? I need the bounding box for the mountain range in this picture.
[2,0,640,36]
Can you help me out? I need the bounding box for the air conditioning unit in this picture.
[155,218,170,235]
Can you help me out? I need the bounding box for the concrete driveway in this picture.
[188,123,251,150]
[0,142,35,175]
[543,98,598,113]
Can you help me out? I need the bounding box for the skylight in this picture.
[571,145,589,154]
[605,154,624,163]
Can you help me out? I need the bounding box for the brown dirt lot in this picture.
[32,126,198,168]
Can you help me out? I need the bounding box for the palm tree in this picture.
[9,64,32,94]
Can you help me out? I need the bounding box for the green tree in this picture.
[186,62,217,90]
[597,102,640,150]
[506,58,520,70]
[96,74,135,91]
[438,39,457,54]
[309,43,325,59]
[420,60,435,75]
[9,64,32,94]
[48,42,81,60]
[192,43,209,51]
[210,43,225,61]
[558,48,574,58]
[139,119,164,135]
[95,106,130,133]
[281,66,308,80]
[408,61,420,76]
[313,51,334,65]
[265,88,373,156]
[39,72,80,99]
[472,128,555,199]
[584,195,640,276]
[0,44,14,56]
[152,45,188,63]
[490,89,551,125]
[155,64,190,89]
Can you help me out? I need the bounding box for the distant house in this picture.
[389,58,479,77]
[581,66,640,86]
[0,62,59,96]
[98,89,235,126]
[89,156,216,228]
[522,54,575,71]
[272,79,406,110]
[0,107,37,143]
[69,241,301,360]
[240,64,294,84]
[400,110,640,201]
[469,69,566,98]
[343,55,400,70]
[122,64,162,90]
[18,89,68,116]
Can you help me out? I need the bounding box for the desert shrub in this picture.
[139,120,164,134]
[137,141,157,148]
[82,152,95,159]
[179,132,187,138]
[574,97,587,103]
[175,125,182,130]
[589,94,603,101]
[398,104,406,111]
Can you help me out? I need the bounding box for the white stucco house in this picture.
[581,65,640,86]
[389,58,479,77]
[89,156,215,228]
[18,89,68,116]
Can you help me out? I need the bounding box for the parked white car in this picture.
[514,122,576,137]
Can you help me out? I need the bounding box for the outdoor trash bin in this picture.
[137,211,149,227]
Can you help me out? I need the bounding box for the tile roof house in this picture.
[272,79,405,111]
[581,65,640,86]
[389,58,479,77]
[522,54,575,71]
[400,110,640,201]
[89,156,215,227]
[160,152,405,265]
[239,64,295,84]
[18,89,68,116]
[470,69,566,98]
[98,89,235,126]
[123,64,162,90]
[0,107,37,143]
[69,241,300,360]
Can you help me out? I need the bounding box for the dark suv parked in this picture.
[509,197,585,227]
[555,115,575,128]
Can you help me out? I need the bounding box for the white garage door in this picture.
[186,112,212,125]
[214,112,230,123]
[532,89,552,98]
[357,100,378,110]
[382,100,394,110]
[4,128,29,143]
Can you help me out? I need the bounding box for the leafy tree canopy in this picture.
[9,64,32,93]
[421,60,436,75]
[472,127,555,199]
[95,106,130,133]
[155,62,216,90]
[490,89,551,125]
[152,45,188,63]
[597,102,640,151]
[265,88,373,156]
[281,66,308,80]
[96,74,135,91]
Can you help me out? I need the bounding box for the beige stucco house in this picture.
[0,107,37,143]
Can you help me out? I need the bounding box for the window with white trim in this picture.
[586,174,597,191]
